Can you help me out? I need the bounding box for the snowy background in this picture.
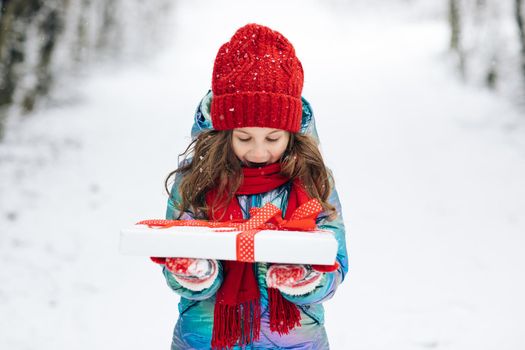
[1,0,525,349]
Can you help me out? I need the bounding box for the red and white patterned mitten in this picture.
[165,257,218,292]
[266,264,323,296]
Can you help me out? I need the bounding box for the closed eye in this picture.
[266,138,279,142]
[238,137,251,142]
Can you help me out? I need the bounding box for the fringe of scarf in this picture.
[212,299,261,349]
[268,287,301,335]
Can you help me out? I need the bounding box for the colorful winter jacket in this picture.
[162,91,349,349]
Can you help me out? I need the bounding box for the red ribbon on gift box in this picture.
[137,199,327,263]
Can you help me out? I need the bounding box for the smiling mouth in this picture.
[244,161,268,168]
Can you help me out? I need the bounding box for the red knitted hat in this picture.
[211,24,304,133]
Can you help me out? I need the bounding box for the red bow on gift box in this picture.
[137,199,338,271]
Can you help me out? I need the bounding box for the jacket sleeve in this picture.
[161,172,223,300]
[281,186,349,305]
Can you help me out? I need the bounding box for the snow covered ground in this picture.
[1,0,524,349]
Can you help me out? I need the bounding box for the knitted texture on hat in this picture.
[211,24,304,132]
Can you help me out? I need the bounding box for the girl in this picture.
[159,23,348,350]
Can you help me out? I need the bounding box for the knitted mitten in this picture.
[165,257,219,291]
[266,264,323,296]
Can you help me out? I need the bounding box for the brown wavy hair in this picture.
[165,129,336,220]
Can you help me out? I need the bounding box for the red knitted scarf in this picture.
[206,162,308,349]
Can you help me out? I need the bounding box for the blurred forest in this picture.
[1,0,524,140]
[448,0,525,105]
[0,0,172,138]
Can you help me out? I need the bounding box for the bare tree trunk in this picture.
[516,0,525,101]
[486,57,498,89]
[449,0,461,51]
[517,0,525,54]
[448,0,466,78]
[516,0,525,71]
[0,0,44,138]
[21,6,63,112]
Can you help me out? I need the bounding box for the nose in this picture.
[248,144,268,162]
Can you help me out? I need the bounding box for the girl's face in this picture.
[232,127,290,167]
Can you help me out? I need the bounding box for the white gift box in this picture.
[120,224,338,265]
